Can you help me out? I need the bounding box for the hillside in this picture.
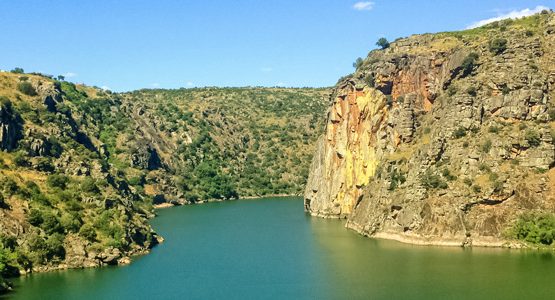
[0,72,327,291]
[305,11,555,247]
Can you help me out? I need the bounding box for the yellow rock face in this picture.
[305,83,387,216]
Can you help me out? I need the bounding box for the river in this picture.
[5,197,555,299]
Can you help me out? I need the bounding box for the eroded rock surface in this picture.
[305,13,555,246]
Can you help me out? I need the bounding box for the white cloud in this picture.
[151,83,160,88]
[276,82,285,86]
[186,81,194,87]
[467,5,550,29]
[353,1,374,11]
[101,86,111,91]
[64,72,77,78]
[260,67,273,72]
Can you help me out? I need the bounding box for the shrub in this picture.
[488,126,500,133]
[46,174,69,189]
[364,73,375,87]
[442,168,457,181]
[446,85,457,96]
[17,82,37,96]
[13,151,28,167]
[453,127,467,139]
[41,212,62,234]
[10,67,24,74]
[421,171,448,190]
[376,37,390,49]
[460,52,479,77]
[45,233,66,259]
[489,38,508,55]
[463,178,473,186]
[27,209,44,226]
[79,224,97,242]
[466,86,477,97]
[548,109,555,121]
[524,30,534,37]
[482,139,492,153]
[80,177,99,193]
[510,213,555,245]
[60,213,82,233]
[525,129,541,147]
[352,57,363,69]
[478,163,490,172]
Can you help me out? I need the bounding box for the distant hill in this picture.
[0,71,328,288]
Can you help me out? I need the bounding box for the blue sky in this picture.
[0,0,553,91]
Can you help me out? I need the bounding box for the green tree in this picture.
[10,67,24,74]
[376,37,390,49]
[352,57,364,69]
[47,174,69,189]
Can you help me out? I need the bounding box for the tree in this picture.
[47,174,69,189]
[10,67,24,74]
[57,75,65,81]
[352,57,364,69]
[376,37,390,49]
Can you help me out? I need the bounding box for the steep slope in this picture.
[0,72,328,289]
[305,12,555,247]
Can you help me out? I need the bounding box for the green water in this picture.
[4,197,555,299]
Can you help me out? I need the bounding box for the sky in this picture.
[0,0,553,91]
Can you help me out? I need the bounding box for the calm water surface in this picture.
[5,197,555,299]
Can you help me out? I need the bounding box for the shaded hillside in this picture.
[0,71,328,290]
[305,12,555,247]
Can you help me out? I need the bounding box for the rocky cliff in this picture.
[305,12,555,247]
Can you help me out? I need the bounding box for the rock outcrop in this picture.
[305,12,555,246]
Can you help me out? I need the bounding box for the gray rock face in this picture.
[305,14,555,246]
[0,101,22,151]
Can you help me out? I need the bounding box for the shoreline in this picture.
[153,194,299,209]
[343,220,542,250]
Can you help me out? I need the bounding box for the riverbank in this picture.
[343,220,542,250]
[153,194,298,209]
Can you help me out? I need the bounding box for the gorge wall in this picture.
[305,12,555,246]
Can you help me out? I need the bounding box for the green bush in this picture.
[80,178,98,193]
[13,151,28,167]
[482,139,492,153]
[466,86,477,96]
[47,174,69,189]
[446,85,457,96]
[17,82,37,96]
[548,109,555,121]
[525,129,541,147]
[489,38,508,55]
[376,37,390,49]
[460,52,479,77]
[453,127,467,139]
[421,171,448,190]
[364,73,375,87]
[10,67,24,74]
[79,224,97,242]
[352,57,364,69]
[27,209,44,226]
[510,213,555,245]
[40,211,63,235]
